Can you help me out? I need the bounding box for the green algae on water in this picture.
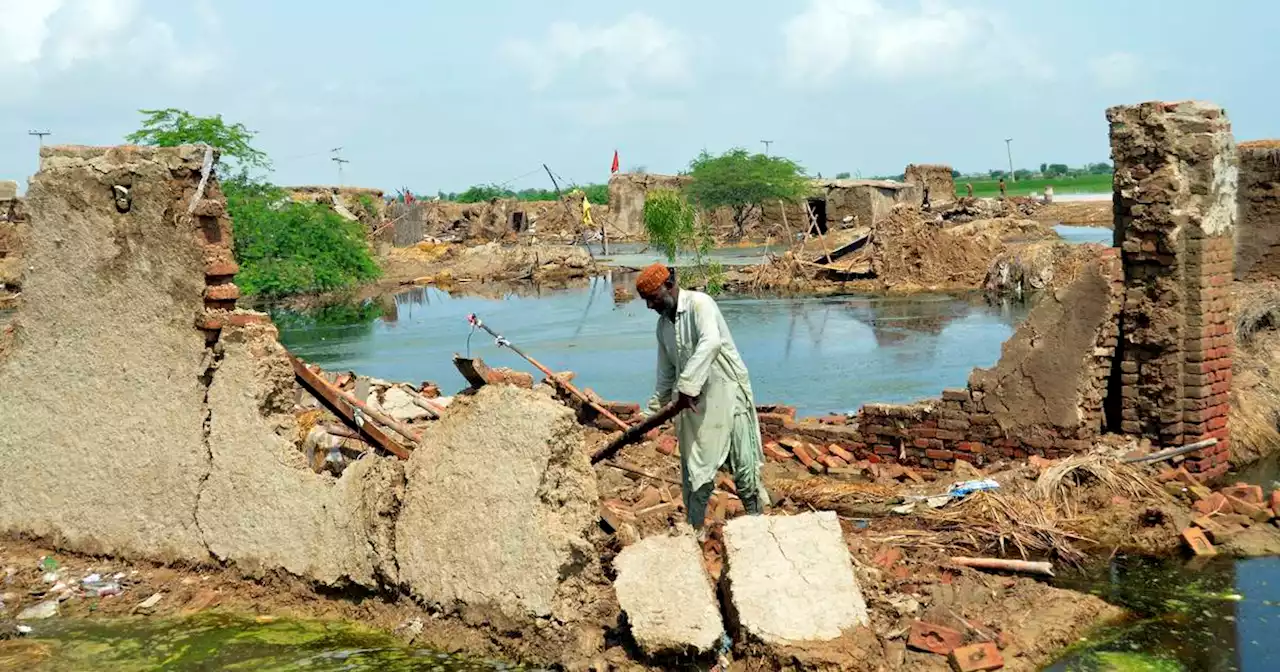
[22,612,532,671]
[1082,651,1185,671]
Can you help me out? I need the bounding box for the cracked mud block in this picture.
[198,323,404,587]
[395,384,600,622]
[613,532,725,656]
[0,146,212,560]
[969,253,1121,435]
[723,511,869,645]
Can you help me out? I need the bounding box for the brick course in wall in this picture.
[1109,101,1237,482]
[757,250,1124,473]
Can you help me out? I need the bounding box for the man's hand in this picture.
[675,392,700,412]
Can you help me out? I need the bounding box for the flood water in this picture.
[276,280,1032,417]
[1047,554,1280,671]
[1,613,536,671]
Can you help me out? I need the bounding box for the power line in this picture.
[28,129,51,147]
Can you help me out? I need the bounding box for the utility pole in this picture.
[330,147,348,185]
[1004,138,1015,183]
[28,129,51,147]
[761,140,773,156]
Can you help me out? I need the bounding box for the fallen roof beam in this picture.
[289,354,414,460]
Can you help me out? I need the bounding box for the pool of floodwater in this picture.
[1046,554,1280,671]
[275,280,1033,417]
[0,612,537,671]
[588,225,1113,269]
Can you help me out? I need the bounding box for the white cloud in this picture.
[502,13,692,93]
[0,0,217,86]
[783,0,1050,86]
[1089,51,1144,89]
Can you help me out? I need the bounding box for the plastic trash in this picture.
[948,479,1000,498]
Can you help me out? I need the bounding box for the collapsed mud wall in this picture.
[392,195,606,244]
[0,146,216,560]
[608,172,690,239]
[286,185,386,221]
[0,145,605,603]
[760,251,1124,469]
[904,164,957,208]
[1234,140,1280,281]
[761,102,1241,481]
[609,172,919,240]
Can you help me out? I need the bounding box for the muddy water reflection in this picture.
[276,276,1030,416]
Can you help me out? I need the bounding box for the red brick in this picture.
[1272,490,1280,518]
[874,444,897,456]
[925,449,955,461]
[204,283,240,301]
[828,444,854,462]
[907,621,964,656]
[226,312,271,327]
[935,429,964,442]
[1227,495,1272,523]
[657,434,677,456]
[205,260,239,277]
[793,444,818,469]
[1192,492,1229,515]
[1222,484,1264,505]
[1181,527,1217,556]
[872,546,903,569]
[949,642,1004,672]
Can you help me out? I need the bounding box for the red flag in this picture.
[610,149,619,174]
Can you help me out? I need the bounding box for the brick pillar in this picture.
[1108,101,1237,480]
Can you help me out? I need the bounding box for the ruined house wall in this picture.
[1109,101,1237,481]
[0,186,27,307]
[0,146,425,587]
[608,173,690,238]
[0,146,214,560]
[286,185,387,220]
[904,164,957,208]
[760,250,1123,470]
[1234,141,1280,281]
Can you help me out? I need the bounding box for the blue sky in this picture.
[1,0,1276,194]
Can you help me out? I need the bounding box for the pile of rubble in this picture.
[939,196,1043,224]
[1164,470,1280,555]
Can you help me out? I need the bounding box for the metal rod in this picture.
[1122,437,1218,464]
[467,314,629,431]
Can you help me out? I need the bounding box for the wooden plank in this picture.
[289,354,412,460]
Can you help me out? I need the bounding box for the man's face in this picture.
[642,284,675,316]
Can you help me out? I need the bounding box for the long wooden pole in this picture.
[467,314,630,432]
[950,556,1055,577]
[591,400,681,464]
[289,355,413,459]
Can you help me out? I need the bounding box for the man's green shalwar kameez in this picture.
[644,288,769,527]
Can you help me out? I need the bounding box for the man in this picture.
[635,263,768,533]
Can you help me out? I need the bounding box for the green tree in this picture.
[642,188,723,295]
[683,148,810,239]
[1046,163,1070,177]
[125,108,270,177]
[835,171,852,179]
[126,109,380,299]
[643,188,697,262]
